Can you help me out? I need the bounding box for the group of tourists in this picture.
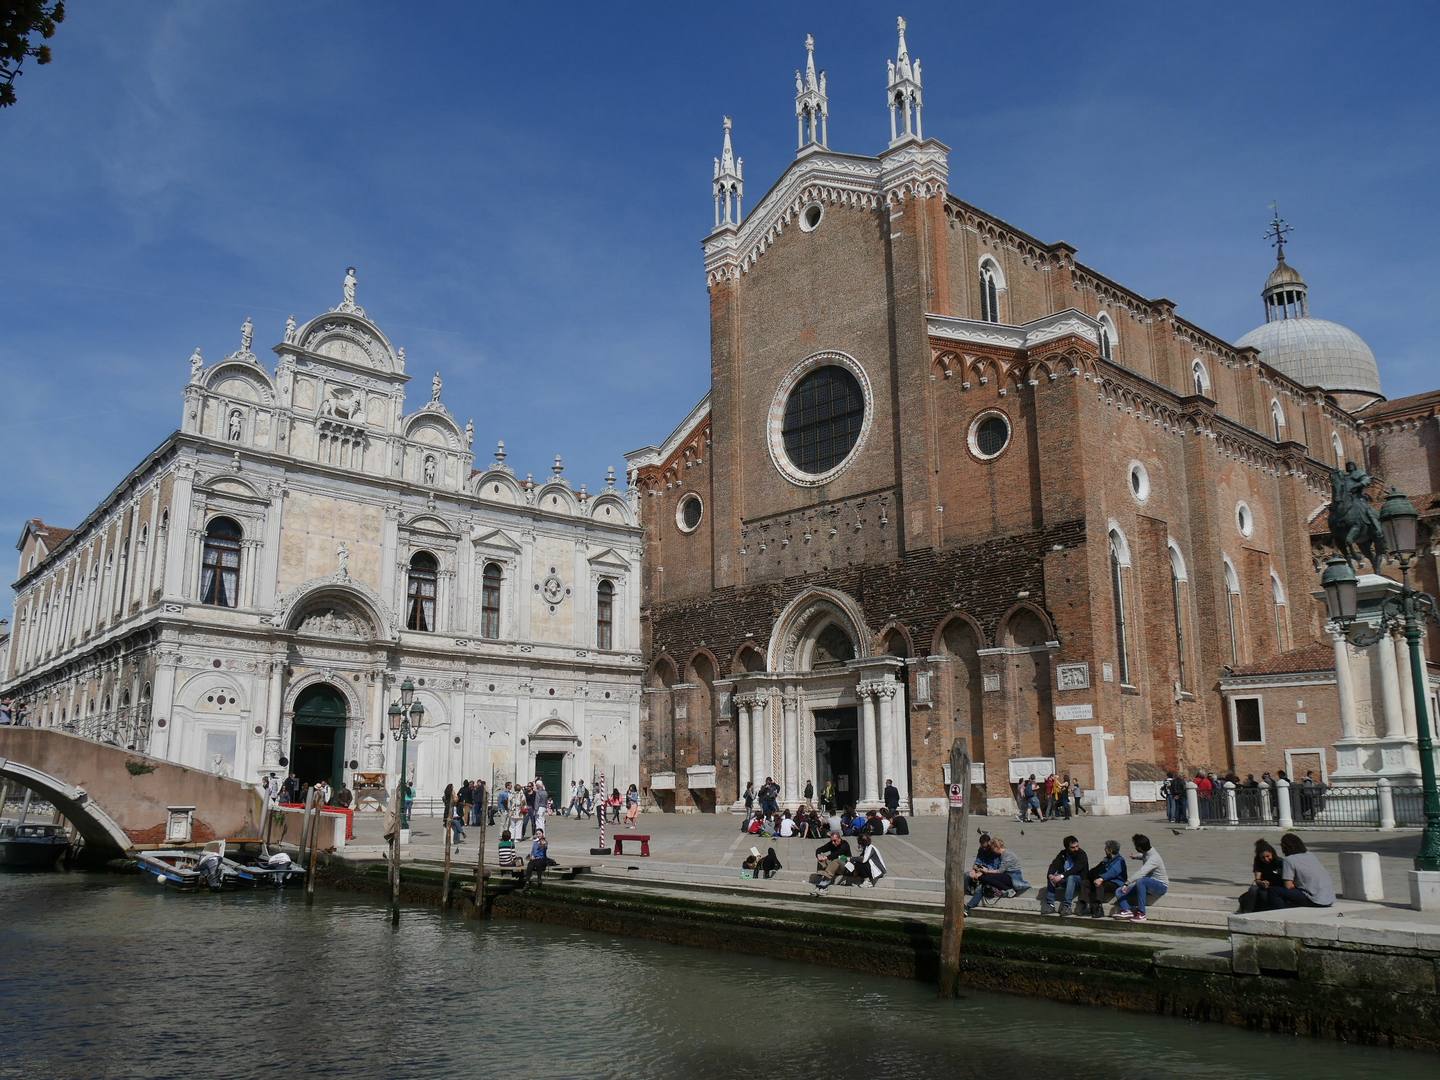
[265,771,354,811]
[1013,773,1086,822]
[964,832,1169,922]
[1161,769,1330,823]
[741,805,910,839]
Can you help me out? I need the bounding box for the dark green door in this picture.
[535,753,564,805]
[291,685,347,790]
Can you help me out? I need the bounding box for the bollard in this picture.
[1224,781,1238,825]
[1277,779,1294,828]
[1339,850,1385,901]
[1377,777,1396,830]
[1260,783,1273,822]
[1185,780,1201,829]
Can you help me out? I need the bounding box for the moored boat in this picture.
[0,821,71,869]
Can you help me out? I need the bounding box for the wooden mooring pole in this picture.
[471,780,488,917]
[304,795,321,906]
[938,738,972,998]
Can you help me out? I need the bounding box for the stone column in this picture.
[1395,631,1419,740]
[737,695,752,797]
[752,694,769,788]
[1377,631,1406,739]
[876,680,897,801]
[781,692,799,805]
[262,660,285,771]
[367,671,387,770]
[1185,780,1200,829]
[859,684,880,805]
[1331,626,1359,740]
[1224,781,1238,825]
[1276,779,1294,828]
[150,654,179,760]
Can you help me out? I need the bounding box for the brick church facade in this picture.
[627,20,1427,815]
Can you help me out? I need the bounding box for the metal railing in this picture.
[1182,781,1426,830]
[55,708,151,756]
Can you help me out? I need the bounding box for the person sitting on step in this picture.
[847,834,888,888]
[1040,835,1089,916]
[1079,840,1127,916]
[964,837,1027,911]
[813,831,853,893]
[1113,834,1168,923]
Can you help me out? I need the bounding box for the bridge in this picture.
[0,727,263,859]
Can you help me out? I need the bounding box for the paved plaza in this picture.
[341,807,1433,914]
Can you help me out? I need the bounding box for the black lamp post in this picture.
[1321,491,1440,871]
[385,677,424,927]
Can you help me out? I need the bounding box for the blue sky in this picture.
[2,2,1437,600]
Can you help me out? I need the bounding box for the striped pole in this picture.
[597,771,606,850]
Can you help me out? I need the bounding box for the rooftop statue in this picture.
[1328,460,1386,574]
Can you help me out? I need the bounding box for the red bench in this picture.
[612,833,651,856]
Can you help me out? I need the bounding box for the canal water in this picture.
[0,870,1432,1079]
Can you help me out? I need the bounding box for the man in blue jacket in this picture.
[1080,839,1128,917]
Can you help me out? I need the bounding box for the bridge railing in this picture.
[56,706,151,756]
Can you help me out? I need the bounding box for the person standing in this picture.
[1113,834,1168,923]
[624,784,640,825]
[743,781,755,815]
[533,779,548,835]
[821,780,835,815]
[520,782,537,839]
[449,799,466,845]
[1072,777,1087,815]
[803,779,814,807]
[565,781,579,820]
[883,778,900,814]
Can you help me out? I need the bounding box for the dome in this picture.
[1236,317,1381,400]
[1263,259,1306,291]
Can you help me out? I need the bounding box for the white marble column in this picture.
[1395,631,1419,740]
[737,696,752,796]
[860,685,880,804]
[752,696,768,787]
[367,673,387,770]
[782,692,799,804]
[262,660,285,772]
[1377,631,1407,739]
[876,682,896,798]
[1331,627,1358,740]
[150,657,179,761]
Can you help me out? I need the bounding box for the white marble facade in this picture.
[4,271,644,802]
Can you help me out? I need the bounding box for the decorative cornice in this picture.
[703,141,949,287]
[925,308,1100,351]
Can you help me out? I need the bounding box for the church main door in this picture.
[813,708,857,810]
[289,684,347,791]
[535,753,564,805]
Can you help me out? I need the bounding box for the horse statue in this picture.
[1328,461,1386,574]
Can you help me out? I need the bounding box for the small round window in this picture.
[800,202,824,232]
[676,493,703,534]
[1237,501,1255,538]
[1129,461,1150,503]
[968,411,1012,460]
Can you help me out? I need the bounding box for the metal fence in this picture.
[1183,782,1427,830]
[55,708,151,756]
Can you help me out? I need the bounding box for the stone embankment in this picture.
[321,855,1440,1052]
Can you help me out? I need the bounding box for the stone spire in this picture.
[712,116,744,229]
[886,16,923,145]
[795,34,828,152]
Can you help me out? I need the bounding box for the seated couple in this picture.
[1239,834,1334,913]
[964,834,1029,910]
[741,846,782,879]
[1040,837,1128,917]
[812,832,888,892]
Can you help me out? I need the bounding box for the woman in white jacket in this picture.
[850,834,888,888]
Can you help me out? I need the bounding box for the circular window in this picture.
[800,202,824,232]
[1129,461,1150,503]
[1237,501,1255,538]
[968,411,1012,461]
[676,493,703,533]
[768,353,872,487]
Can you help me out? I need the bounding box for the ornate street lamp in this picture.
[385,677,425,926]
[1322,488,1440,872]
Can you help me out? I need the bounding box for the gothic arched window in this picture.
[1169,542,1190,692]
[596,579,615,650]
[1192,359,1210,397]
[199,517,242,608]
[406,551,438,632]
[1223,558,1243,666]
[1097,313,1116,361]
[1271,570,1288,652]
[480,562,503,639]
[979,259,1001,323]
[1109,529,1131,685]
[1270,399,1286,442]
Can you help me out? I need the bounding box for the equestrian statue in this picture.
[1328,460,1386,574]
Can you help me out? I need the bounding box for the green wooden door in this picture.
[535,753,564,806]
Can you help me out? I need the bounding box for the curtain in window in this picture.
[596,580,614,650]
[406,553,438,632]
[201,519,242,608]
[481,564,502,639]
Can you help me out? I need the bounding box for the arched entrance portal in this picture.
[290,685,347,789]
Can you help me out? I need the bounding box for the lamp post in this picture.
[1319,488,1440,872]
[386,677,425,926]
